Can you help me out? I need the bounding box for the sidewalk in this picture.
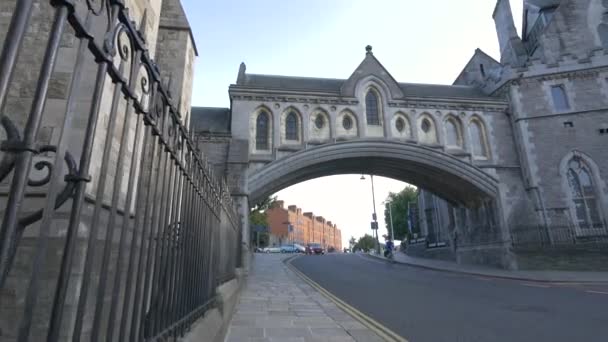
[224,254,385,342]
[366,251,608,283]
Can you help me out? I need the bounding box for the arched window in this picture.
[566,156,604,230]
[550,84,570,111]
[365,90,380,125]
[315,114,325,129]
[417,114,437,144]
[256,111,270,150]
[285,111,298,141]
[469,119,488,158]
[396,117,405,132]
[342,116,353,130]
[445,118,462,147]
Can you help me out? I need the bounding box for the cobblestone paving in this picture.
[224,254,384,342]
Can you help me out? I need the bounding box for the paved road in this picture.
[290,253,608,342]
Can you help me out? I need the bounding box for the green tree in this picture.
[250,196,277,248]
[249,196,277,226]
[353,234,376,252]
[348,236,357,251]
[384,186,418,240]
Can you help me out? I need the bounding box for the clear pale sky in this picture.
[182,0,523,247]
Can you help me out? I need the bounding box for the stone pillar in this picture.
[155,0,198,125]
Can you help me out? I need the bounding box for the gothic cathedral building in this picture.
[193,0,608,269]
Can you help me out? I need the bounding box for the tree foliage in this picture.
[353,234,376,252]
[348,236,357,250]
[250,196,277,248]
[383,186,418,240]
[249,196,277,227]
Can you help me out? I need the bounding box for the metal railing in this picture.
[0,0,241,341]
[511,224,608,248]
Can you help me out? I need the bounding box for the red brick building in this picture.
[265,201,342,251]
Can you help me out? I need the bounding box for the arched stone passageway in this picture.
[245,139,512,268]
[248,139,499,206]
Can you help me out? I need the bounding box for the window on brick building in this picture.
[551,85,570,111]
[256,111,270,150]
[285,111,299,140]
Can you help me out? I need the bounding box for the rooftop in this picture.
[237,73,490,100]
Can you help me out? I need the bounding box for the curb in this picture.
[363,253,608,284]
[285,256,408,342]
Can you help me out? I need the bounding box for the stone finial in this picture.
[365,45,373,54]
[237,62,246,84]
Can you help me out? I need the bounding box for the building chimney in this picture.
[274,200,284,208]
[304,212,314,219]
[288,205,297,212]
[493,0,526,65]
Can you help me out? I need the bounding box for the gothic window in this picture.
[421,119,431,133]
[396,117,405,133]
[315,114,325,129]
[342,116,353,130]
[566,156,604,230]
[418,115,437,144]
[551,85,570,111]
[256,111,270,150]
[365,90,380,125]
[469,119,488,158]
[445,118,462,148]
[285,111,299,140]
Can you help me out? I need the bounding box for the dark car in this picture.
[307,243,325,255]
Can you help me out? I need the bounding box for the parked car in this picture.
[263,246,281,253]
[307,243,325,255]
[280,245,297,253]
[294,243,306,253]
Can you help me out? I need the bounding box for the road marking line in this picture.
[586,290,608,295]
[521,282,550,288]
[286,256,408,342]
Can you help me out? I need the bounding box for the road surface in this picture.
[290,253,608,342]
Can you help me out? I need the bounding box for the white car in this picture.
[263,246,281,253]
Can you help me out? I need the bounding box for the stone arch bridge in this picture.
[193,47,535,269]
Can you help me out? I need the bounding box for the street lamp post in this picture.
[385,200,395,242]
[361,174,381,254]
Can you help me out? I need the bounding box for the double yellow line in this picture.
[285,256,408,342]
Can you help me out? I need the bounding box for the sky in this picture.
[181,0,524,247]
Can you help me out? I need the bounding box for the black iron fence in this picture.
[0,0,241,341]
[511,224,608,248]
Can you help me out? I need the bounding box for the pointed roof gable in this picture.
[340,46,405,99]
[453,48,503,86]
